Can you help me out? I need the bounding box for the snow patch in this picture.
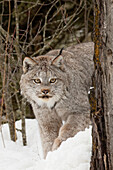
[0,119,92,170]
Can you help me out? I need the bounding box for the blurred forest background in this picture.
[0,0,93,145]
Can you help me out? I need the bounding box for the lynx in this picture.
[20,42,94,158]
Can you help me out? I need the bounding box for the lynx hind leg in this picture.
[52,113,90,151]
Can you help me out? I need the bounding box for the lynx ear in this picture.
[51,48,65,70]
[52,55,63,68]
[23,57,37,73]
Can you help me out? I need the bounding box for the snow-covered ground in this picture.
[0,119,92,170]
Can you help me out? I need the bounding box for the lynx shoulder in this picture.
[20,42,94,158]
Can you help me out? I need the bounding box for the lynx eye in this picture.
[49,78,57,83]
[33,79,41,84]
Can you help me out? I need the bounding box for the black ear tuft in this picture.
[57,47,64,56]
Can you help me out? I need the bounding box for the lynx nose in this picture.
[41,89,50,94]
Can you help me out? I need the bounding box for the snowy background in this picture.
[0,119,92,170]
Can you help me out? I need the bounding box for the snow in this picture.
[0,119,92,170]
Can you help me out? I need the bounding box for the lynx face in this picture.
[20,55,67,108]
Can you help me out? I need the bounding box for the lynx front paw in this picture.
[52,137,62,151]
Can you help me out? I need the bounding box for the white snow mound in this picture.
[0,119,92,170]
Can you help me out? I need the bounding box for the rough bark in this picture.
[90,0,113,169]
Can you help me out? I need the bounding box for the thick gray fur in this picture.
[20,42,94,158]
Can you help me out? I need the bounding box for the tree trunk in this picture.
[90,0,113,169]
[21,98,27,146]
[5,90,17,142]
